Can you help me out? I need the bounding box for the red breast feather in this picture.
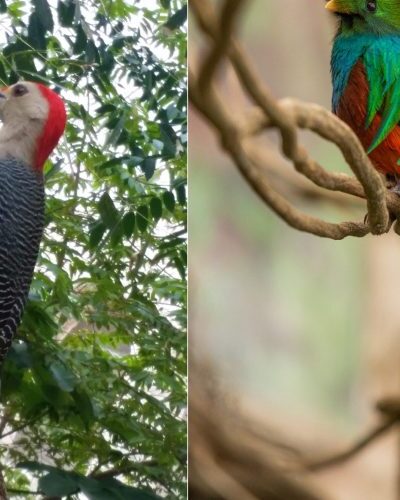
[337,61,400,175]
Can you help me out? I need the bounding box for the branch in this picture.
[305,398,400,471]
[198,0,247,94]
[0,411,46,440]
[7,489,40,496]
[0,467,7,500]
[190,77,371,239]
[190,375,320,500]
[189,0,398,239]
[91,460,158,480]
[305,416,398,472]
[0,410,10,438]
[245,142,364,208]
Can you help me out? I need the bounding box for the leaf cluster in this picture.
[0,0,187,497]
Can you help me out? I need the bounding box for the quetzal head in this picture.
[326,0,400,32]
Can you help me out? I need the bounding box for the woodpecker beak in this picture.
[325,0,352,13]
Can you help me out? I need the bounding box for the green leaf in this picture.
[110,218,124,247]
[122,211,136,238]
[164,5,187,30]
[57,0,75,27]
[159,237,185,251]
[0,60,8,85]
[96,103,117,115]
[49,360,76,392]
[106,113,126,147]
[150,197,163,221]
[141,71,154,101]
[53,270,72,307]
[77,477,111,500]
[8,342,32,368]
[28,12,47,50]
[19,463,161,499]
[18,461,54,473]
[40,470,78,496]
[136,205,149,232]
[162,191,176,213]
[89,221,107,248]
[72,388,95,427]
[97,156,130,171]
[33,0,54,32]
[128,155,144,167]
[98,193,119,228]
[4,39,37,76]
[141,157,156,180]
[22,300,58,339]
[73,24,88,54]
[173,257,186,280]
[159,123,176,157]
[91,477,161,500]
[176,183,186,205]
[86,40,98,63]
[180,249,187,265]
[166,104,179,121]
[6,0,23,19]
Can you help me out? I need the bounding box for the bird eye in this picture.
[366,0,377,12]
[12,84,28,97]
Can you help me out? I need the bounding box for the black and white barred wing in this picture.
[0,158,44,362]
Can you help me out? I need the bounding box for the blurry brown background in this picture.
[190,1,400,499]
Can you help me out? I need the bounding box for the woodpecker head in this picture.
[0,81,66,170]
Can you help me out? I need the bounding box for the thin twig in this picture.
[306,417,398,471]
[7,489,40,495]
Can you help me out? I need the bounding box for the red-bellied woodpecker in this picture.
[0,81,66,363]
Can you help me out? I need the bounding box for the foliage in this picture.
[0,0,187,498]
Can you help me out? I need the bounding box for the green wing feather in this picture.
[364,41,400,153]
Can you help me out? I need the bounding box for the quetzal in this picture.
[326,0,400,189]
[0,82,66,364]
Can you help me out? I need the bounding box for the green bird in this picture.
[327,0,400,189]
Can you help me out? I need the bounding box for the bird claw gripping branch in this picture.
[0,82,66,365]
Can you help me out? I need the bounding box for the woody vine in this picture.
[190,0,400,498]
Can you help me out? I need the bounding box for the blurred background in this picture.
[190,1,400,499]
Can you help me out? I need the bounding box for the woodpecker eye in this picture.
[12,84,28,97]
[366,1,377,12]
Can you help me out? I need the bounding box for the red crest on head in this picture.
[34,84,67,170]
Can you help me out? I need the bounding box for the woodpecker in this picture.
[0,81,66,364]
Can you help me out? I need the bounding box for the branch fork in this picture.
[189,0,400,239]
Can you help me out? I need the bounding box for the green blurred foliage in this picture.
[0,0,187,497]
[191,163,363,426]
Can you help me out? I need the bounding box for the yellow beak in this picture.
[325,0,351,13]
